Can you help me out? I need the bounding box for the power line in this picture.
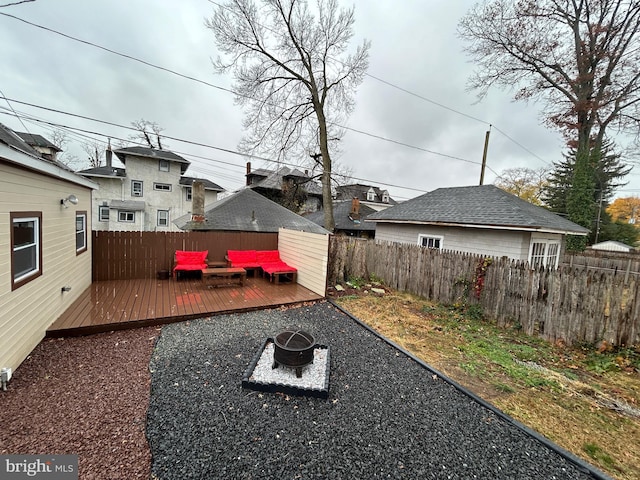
[0,103,429,195]
[0,11,504,176]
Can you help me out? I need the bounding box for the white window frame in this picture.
[367,188,376,201]
[11,212,42,289]
[131,180,143,197]
[382,191,390,203]
[75,212,87,254]
[118,210,135,223]
[528,238,561,269]
[418,234,443,250]
[157,209,169,227]
[185,186,192,201]
[153,183,172,192]
[159,159,170,172]
[98,205,109,222]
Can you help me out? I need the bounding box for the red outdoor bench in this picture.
[226,249,297,283]
[173,250,208,279]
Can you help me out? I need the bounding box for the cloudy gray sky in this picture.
[1,0,638,201]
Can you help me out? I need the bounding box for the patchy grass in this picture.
[336,290,640,480]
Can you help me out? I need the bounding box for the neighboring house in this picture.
[78,146,223,231]
[0,123,97,373]
[174,187,328,235]
[590,240,636,253]
[335,183,397,211]
[305,198,377,238]
[245,162,323,213]
[367,185,589,268]
[14,131,62,162]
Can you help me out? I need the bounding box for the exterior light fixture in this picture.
[61,194,79,208]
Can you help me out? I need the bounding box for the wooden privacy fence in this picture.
[92,231,278,281]
[328,237,640,347]
[564,250,640,277]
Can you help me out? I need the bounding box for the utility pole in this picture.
[479,127,491,185]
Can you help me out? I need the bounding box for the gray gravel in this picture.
[146,301,607,480]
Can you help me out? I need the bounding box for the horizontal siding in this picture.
[0,161,93,372]
[278,228,329,296]
[376,224,532,261]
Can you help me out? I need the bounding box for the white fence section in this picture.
[278,228,329,296]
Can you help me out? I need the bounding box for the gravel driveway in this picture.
[146,302,610,480]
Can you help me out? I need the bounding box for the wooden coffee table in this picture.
[201,267,246,287]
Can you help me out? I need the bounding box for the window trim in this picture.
[159,159,170,172]
[367,188,376,202]
[153,182,172,192]
[157,209,169,227]
[185,186,192,201]
[10,211,43,290]
[75,211,87,255]
[528,238,561,269]
[131,180,143,197]
[118,210,135,223]
[98,205,110,222]
[418,234,443,250]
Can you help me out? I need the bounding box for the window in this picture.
[382,191,390,203]
[367,188,376,201]
[98,205,109,222]
[118,210,135,223]
[131,180,143,197]
[11,212,42,289]
[185,186,192,201]
[153,183,172,192]
[418,234,443,249]
[157,210,169,227]
[159,159,170,172]
[529,239,560,269]
[76,212,87,254]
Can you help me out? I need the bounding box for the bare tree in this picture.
[495,167,548,205]
[459,0,640,249]
[129,118,166,149]
[48,128,79,169]
[81,139,104,168]
[207,0,370,231]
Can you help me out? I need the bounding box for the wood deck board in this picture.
[47,277,323,337]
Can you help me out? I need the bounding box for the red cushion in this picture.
[227,250,257,264]
[256,250,281,264]
[261,261,297,274]
[174,250,208,271]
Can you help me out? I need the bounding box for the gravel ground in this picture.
[0,327,158,480]
[146,302,608,480]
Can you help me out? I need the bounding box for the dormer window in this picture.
[159,159,170,172]
[367,188,376,202]
[382,190,390,203]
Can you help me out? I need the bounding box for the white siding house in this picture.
[79,146,223,231]
[368,185,589,268]
[0,124,97,374]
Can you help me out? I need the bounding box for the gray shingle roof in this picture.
[14,132,62,151]
[113,146,190,164]
[305,201,377,232]
[78,166,126,178]
[179,176,224,192]
[0,123,45,158]
[173,188,330,234]
[367,185,589,235]
[335,184,397,206]
[248,166,323,196]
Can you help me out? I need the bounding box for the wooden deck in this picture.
[47,276,324,337]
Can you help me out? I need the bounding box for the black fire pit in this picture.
[272,328,315,378]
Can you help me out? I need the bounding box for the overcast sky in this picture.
[1,0,638,202]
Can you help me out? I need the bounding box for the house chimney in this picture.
[246,161,252,186]
[106,138,113,169]
[350,197,361,221]
[191,181,205,224]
